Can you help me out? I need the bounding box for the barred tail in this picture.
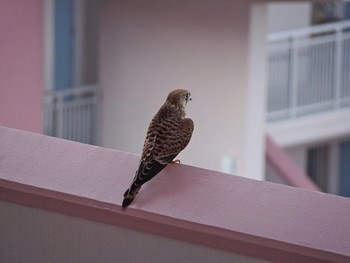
[122,184,140,209]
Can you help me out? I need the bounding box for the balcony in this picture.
[43,85,99,144]
[267,21,350,122]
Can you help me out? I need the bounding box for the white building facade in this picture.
[265,1,350,197]
[41,0,350,198]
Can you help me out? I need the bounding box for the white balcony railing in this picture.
[43,85,99,144]
[266,21,350,122]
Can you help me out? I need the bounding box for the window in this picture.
[312,2,345,25]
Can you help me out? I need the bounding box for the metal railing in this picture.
[266,21,350,122]
[43,85,99,145]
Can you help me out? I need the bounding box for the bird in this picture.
[122,89,194,208]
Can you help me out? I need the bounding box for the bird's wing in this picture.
[132,117,194,187]
[154,117,194,164]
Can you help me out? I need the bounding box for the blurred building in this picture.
[42,0,268,182]
[1,0,349,197]
[266,1,350,197]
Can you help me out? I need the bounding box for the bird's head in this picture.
[166,89,192,108]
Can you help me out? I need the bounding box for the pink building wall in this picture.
[1,126,350,262]
[0,0,43,133]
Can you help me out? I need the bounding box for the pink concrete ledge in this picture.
[1,126,350,263]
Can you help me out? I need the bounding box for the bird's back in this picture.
[122,89,193,208]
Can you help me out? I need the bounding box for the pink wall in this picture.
[1,126,350,262]
[0,0,43,133]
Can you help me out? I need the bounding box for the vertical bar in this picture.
[68,104,72,141]
[282,47,288,115]
[92,85,99,145]
[322,39,327,106]
[346,35,350,104]
[266,49,272,118]
[329,37,334,105]
[57,95,64,138]
[318,40,323,108]
[343,35,349,105]
[74,99,79,142]
[84,103,88,144]
[81,102,85,143]
[334,27,343,109]
[289,36,299,118]
[78,103,83,143]
[72,103,76,141]
[323,39,327,105]
[63,102,67,139]
[86,100,89,143]
[314,41,319,108]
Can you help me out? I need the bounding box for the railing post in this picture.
[43,95,53,136]
[92,85,99,145]
[57,95,64,139]
[289,36,299,118]
[334,26,343,109]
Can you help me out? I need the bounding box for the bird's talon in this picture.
[171,159,181,164]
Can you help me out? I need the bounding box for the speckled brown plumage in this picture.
[122,89,194,208]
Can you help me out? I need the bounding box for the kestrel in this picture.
[122,89,194,208]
